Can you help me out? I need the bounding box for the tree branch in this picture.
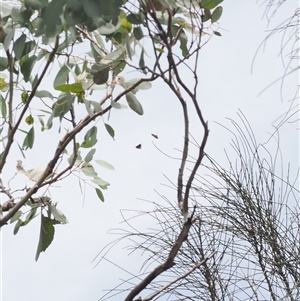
[0,36,59,172]
[124,217,196,301]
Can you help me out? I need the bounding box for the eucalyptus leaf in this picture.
[22,127,35,150]
[11,7,32,25]
[20,55,37,82]
[139,49,146,73]
[125,92,144,115]
[0,57,8,71]
[35,90,53,99]
[133,26,144,40]
[13,34,26,60]
[90,42,102,62]
[22,41,36,57]
[81,126,98,148]
[201,0,223,9]
[92,176,110,190]
[179,29,189,57]
[35,215,55,261]
[101,47,123,65]
[89,101,102,113]
[85,148,96,163]
[25,206,38,223]
[49,204,68,224]
[111,101,127,109]
[10,210,22,224]
[52,93,73,119]
[98,22,120,35]
[127,13,144,24]
[53,64,72,88]
[104,123,115,139]
[211,6,223,23]
[95,159,114,170]
[81,163,97,177]
[64,0,85,26]
[13,219,24,235]
[0,94,7,118]
[83,100,95,117]
[3,29,15,51]
[35,0,66,38]
[95,188,104,202]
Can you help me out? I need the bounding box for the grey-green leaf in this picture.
[92,176,110,190]
[53,64,71,88]
[3,29,15,51]
[0,94,7,118]
[35,215,55,261]
[111,101,127,109]
[49,204,68,224]
[81,163,97,177]
[35,90,54,99]
[13,34,26,60]
[95,159,114,170]
[126,92,143,115]
[13,219,24,235]
[81,126,98,148]
[104,123,115,139]
[133,26,144,40]
[10,210,22,224]
[201,0,223,10]
[139,49,146,73]
[0,57,8,71]
[95,188,104,202]
[85,148,96,163]
[211,6,223,23]
[22,127,35,150]
[52,93,73,119]
[21,55,37,82]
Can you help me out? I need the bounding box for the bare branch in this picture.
[124,217,195,301]
[143,251,217,301]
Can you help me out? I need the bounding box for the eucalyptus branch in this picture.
[0,177,15,212]
[0,177,14,200]
[0,74,158,226]
[0,36,59,172]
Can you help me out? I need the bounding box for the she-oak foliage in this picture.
[0,0,223,265]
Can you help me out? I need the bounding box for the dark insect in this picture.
[136,144,142,149]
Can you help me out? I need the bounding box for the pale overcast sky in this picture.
[1,1,299,301]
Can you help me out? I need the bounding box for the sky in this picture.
[1,1,299,301]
